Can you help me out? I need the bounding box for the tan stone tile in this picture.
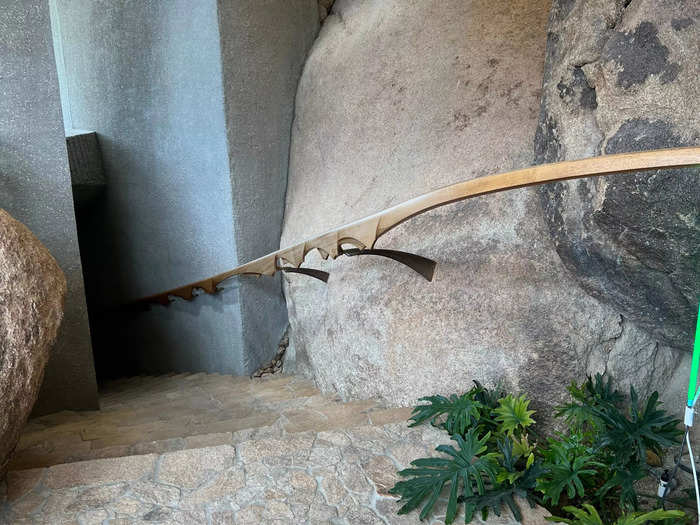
[7,448,76,471]
[6,486,49,517]
[362,455,399,496]
[128,437,186,456]
[315,429,352,447]
[86,420,196,448]
[77,508,109,525]
[157,445,235,489]
[367,406,413,426]
[230,423,283,444]
[28,410,91,428]
[264,486,287,500]
[105,495,150,518]
[64,483,129,513]
[79,444,131,461]
[187,412,280,436]
[263,500,294,521]
[63,442,112,464]
[341,505,385,524]
[231,480,266,508]
[309,442,342,466]
[16,428,84,451]
[182,467,245,506]
[235,505,264,524]
[375,497,420,525]
[5,518,34,525]
[129,480,181,506]
[133,507,208,524]
[344,425,390,444]
[184,432,232,449]
[306,403,373,432]
[388,442,433,469]
[338,462,372,495]
[5,468,44,502]
[32,487,77,521]
[281,408,328,433]
[211,509,236,524]
[44,454,157,489]
[237,433,314,463]
[287,470,316,505]
[307,489,338,523]
[33,514,81,525]
[320,474,349,507]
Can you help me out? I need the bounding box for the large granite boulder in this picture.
[0,210,66,477]
[281,0,681,416]
[535,0,699,351]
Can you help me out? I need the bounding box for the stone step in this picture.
[9,405,411,471]
[7,373,412,472]
[98,374,299,407]
[1,422,548,524]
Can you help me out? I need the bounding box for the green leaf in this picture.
[495,395,535,435]
[495,436,522,484]
[592,388,682,466]
[537,436,604,506]
[547,505,686,525]
[595,462,646,511]
[614,510,687,525]
[547,503,604,525]
[461,462,544,524]
[555,374,623,431]
[389,430,498,524]
[512,434,534,459]
[409,393,483,436]
[472,380,507,411]
[526,452,534,469]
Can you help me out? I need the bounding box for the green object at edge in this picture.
[687,303,700,407]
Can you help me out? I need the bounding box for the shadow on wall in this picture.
[49,0,319,380]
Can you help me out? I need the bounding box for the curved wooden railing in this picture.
[135,147,700,306]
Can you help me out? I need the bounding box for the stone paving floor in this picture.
[1,422,549,524]
[8,374,411,471]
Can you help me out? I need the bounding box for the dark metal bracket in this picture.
[339,248,437,282]
[280,266,330,283]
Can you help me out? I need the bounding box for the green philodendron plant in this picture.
[546,504,686,525]
[390,375,688,525]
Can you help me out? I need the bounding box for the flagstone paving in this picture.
[1,373,550,524]
[1,423,549,524]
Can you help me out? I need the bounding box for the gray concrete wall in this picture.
[50,0,318,377]
[0,0,99,414]
[218,0,320,369]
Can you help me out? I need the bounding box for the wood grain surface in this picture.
[136,147,700,305]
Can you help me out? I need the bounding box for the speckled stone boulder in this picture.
[0,210,66,478]
[281,0,682,418]
[535,0,700,351]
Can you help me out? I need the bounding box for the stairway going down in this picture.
[0,373,547,524]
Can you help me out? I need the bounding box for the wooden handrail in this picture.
[134,147,700,306]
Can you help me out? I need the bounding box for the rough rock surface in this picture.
[281,0,681,417]
[535,0,700,351]
[0,210,66,478]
